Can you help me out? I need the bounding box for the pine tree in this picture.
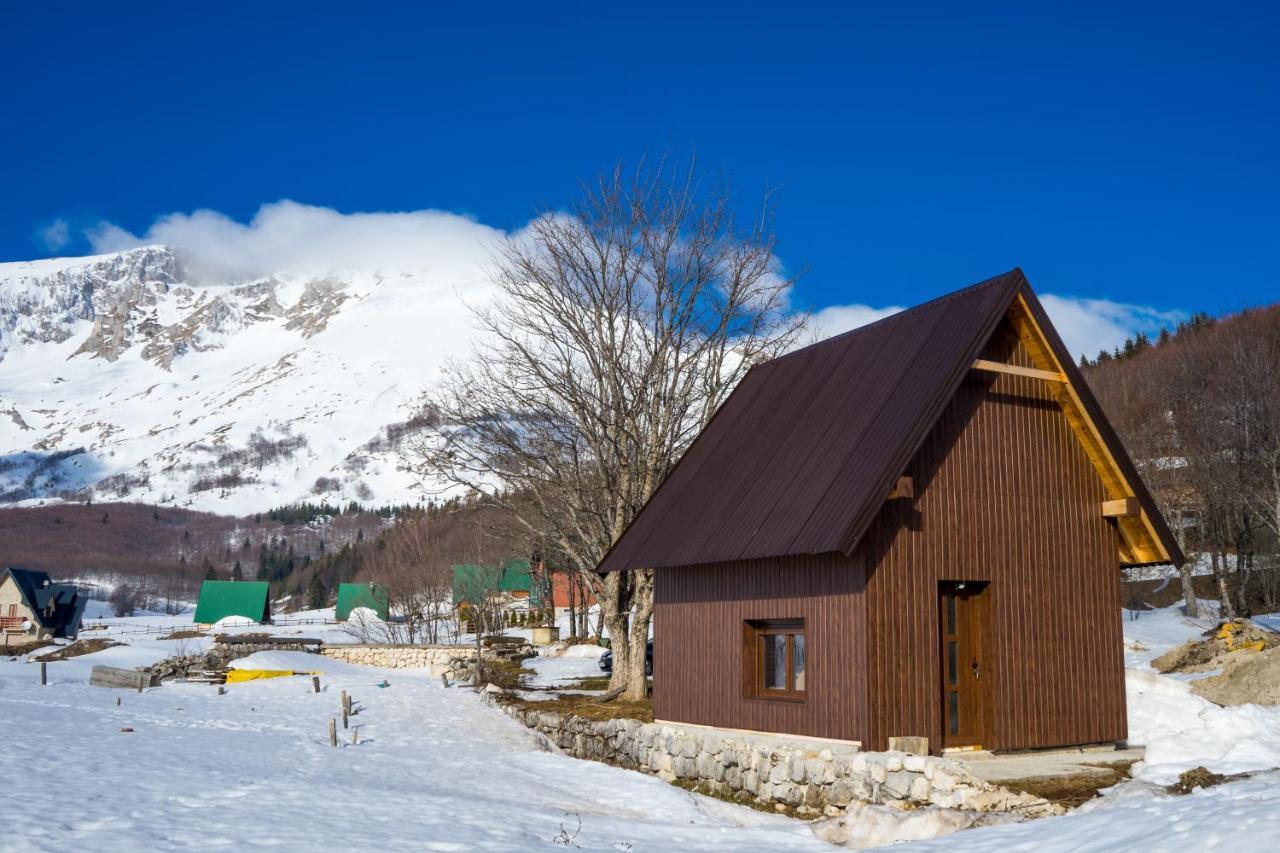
[204,563,217,581]
[307,573,326,609]
[231,560,243,581]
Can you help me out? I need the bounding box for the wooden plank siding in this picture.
[653,552,868,743]
[860,323,1127,751]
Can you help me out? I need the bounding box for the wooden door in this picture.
[938,582,992,749]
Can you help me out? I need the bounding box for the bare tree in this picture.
[109,584,140,617]
[405,159,804,698]
[364,519,455,644]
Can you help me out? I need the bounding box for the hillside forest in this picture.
[1083,303,1280,616]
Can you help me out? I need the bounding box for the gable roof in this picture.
[335,583,389,621]
[598,269,1182,572]
[192,580,271,624]
[452,559,534,605]
[2,567,89,638]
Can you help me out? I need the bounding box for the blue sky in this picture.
[2,2,1276,353]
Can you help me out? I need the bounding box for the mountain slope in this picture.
[0,245,491,513]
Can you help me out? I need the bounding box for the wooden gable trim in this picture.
[971,359,1065,383]
[1005,292,1171,565]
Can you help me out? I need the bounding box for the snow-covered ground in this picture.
[3,603,1279,851]
[0,646,824,852]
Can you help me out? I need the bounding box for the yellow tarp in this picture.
[225,669,318,683]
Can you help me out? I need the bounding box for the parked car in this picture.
[599,639,653,676]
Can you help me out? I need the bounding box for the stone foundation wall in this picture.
[489,699,1059,818]
[321,644,479,675]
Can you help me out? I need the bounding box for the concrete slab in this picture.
[960,747,1145,806]
[963,746,1144,783]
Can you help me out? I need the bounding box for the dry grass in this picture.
[2,640,52,657]
[163,629,205,640]
[508,692,654,723]
[35,638,122,660]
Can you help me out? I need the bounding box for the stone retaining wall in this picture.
[321,644,479,676]
[489,699,1060,818]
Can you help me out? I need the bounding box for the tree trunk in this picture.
[1173,509,1198,618]
[566,574,578,640]
[577,576,589,638]
[621,571,654,701]
[1178,560,1199,619]
[1212,548,1236,621]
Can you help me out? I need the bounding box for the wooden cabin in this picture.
[599,270,1182,754]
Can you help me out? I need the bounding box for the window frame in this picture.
[743,618,807,702]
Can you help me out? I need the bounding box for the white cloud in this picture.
[38,218,70,251]
[807,294,1183,359]
[1038,294,1183,359]
[87,200,506,285]
[806,303,904,342]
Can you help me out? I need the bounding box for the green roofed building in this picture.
[335,582,389,621]
[452,558,537,608]
[193,580,271,625]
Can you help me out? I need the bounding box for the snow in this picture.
[0,630,830,852]
[1127,670,1280,784]
[211,615,256,628]
[3,605,1280,851]
[0,244,498,513]
[894,773,1280,851]
[526,644,607,688]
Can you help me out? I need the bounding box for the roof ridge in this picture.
[775,268,1023,365]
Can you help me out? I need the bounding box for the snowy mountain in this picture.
[0,245,492,513]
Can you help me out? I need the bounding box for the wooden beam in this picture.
[971,359,1066,383]
[1007,294,1172,565]
[888,475,915,500]
[1102,497,1140,518]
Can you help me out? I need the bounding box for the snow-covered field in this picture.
[3,604,1279,851]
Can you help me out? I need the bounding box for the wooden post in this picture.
[441,673,450,688]
[328,718,337,748]
[218,686,226,695]
[340,689,348,714]
[40,661,47,686]
[352,727,359,746]
[312,676,321,694]
[342,705,349,729]
[116,696,122,706]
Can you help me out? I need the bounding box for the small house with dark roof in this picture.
[1,567,89,647]
[599,270,1181,754]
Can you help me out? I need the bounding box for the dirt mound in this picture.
[1191,646,1280,706]
[1151,621,1280,675]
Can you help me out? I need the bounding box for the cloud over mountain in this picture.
[88,200,506,285]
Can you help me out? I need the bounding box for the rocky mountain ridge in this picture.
[0,245,486,513]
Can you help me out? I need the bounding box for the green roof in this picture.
[193,580,271,625]
[452,558,536,606]
[335,582,389,621]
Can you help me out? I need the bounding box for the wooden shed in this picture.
[599,270,1182,754]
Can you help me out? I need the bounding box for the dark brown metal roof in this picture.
[598,269,1182,572]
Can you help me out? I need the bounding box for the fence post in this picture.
[328,718,337,748]
[40,661,47,686]
[312,676,321,694]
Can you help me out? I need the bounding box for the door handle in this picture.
[972,659,981,680]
